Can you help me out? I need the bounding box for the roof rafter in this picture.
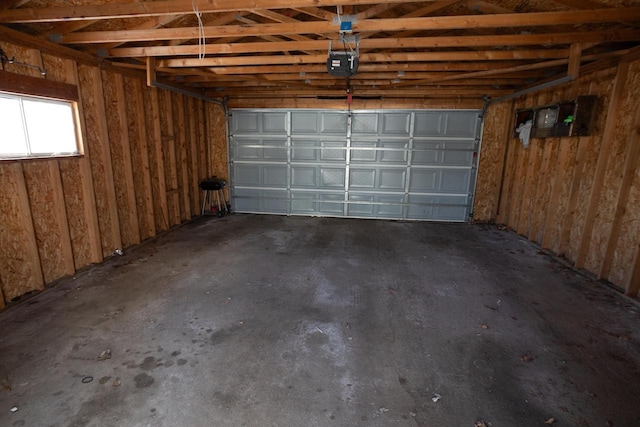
[57,8,640,45]
[0,0,436,23]
[109,30,640,57]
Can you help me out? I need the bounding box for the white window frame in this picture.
[0,91,83,160]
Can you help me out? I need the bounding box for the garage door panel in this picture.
[444,111,479,137]
[414,112,445,136]
[350,168,376,189]
[232,112,260,133]
[381,112,411,136]
[407,195,469,220]
[351,141,377,162]
[320,168,345,188]
[230,109,480,222]
[233,164,261,186]
[291,166,318,188]
[409,169,438,192]
[441,141,475,166]
[320,113,348,134]
[319,193,345,215]
[352,113,379,134]
[263,165,288,186]
[440,170,471,193]
[291,112,318,134]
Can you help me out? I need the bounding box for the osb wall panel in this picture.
[21,161,75,283]
[157,88,181,227]
[123,75,156,241]
[172,93,192,221]
[566,70,615,260]
[473,100,512,221]
[0,40,217,306]
[583,64,640,274]
[0,163,44,301]
[101,70,141,248]
[478,59,640,294]
[143,87,170,233]
[207,103,228,200]
[78,64,122,256]
[42,53,103,271]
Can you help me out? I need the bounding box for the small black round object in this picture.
[82,376,94,384]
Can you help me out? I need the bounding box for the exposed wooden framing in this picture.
[575,62,629,269]
[102,70,141,248]
[226,97,484,109]
[568,43,582,79]
[56,59,103,268]
[0,162,44,301]
[540,134,571,250]
[402,49,631,86]
[124,75,156,240]
[60,8,640,45]
[22,160,75,284]
[160,49,570,68]
[168,12,246,47]
[158,88,181,227]
[186,96,201,216]
[108,30,640,58]
[0,70,78,100]
[146,56,156,87]
[558,136,589,256]
[144,86,170,232]
[627,246,640,297]
[207,61,528,75]
[598,93,640,281]
[551,0,611,10]
[173,93,191,222]
[528,135,556,243]
[0,0,434,22]
[218,88,510,97]
[290,7,335,20]
[78,64,122,256]
[465,0,512,14]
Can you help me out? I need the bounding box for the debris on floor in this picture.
[81,376,93,384]
[10,406,18,413]
[98,349,112,361]
[112,377,122,387]
[521,354,535,362]
[474,420,488,427]
[432,393,442,403]
[544,418,557,424]
[480,323,490,329]
[378,407,389,414]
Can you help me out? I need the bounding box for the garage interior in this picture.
[1,0,639,426]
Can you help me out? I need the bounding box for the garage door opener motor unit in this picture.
[327,39,359,77]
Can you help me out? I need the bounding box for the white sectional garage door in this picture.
[229,109,481,222]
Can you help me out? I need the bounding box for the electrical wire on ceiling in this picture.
[192,0,205,60]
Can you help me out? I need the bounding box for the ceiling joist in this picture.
[56,8,640,45]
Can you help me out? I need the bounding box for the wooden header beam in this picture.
[58,8,640,44]
[110,30,640,57]
[158,49,569,68]
[0,0,436,23]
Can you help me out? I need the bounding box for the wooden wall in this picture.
[0,40,226,306]
[475,57,640,297]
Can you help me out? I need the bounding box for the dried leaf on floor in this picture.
[480,323,490,329]
[98,349,112,361]
[475,420,488,427]
[544,418,557,424]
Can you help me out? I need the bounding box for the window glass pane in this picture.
[22,99,78,154]
[0,96,28,155]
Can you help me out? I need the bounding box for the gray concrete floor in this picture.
[1,214,639,427]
